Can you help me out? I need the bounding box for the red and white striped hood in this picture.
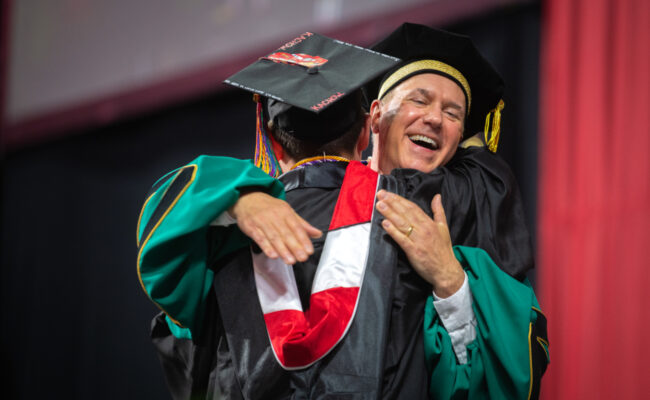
[252,161,379,369]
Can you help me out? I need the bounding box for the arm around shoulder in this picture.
[136,156,284,337]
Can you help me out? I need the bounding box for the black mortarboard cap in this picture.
[364,23,505,150]
[225,32,400,143]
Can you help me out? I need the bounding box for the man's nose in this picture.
[422,106,442,128]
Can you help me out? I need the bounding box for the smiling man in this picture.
[366,23,505,177]
[370,73,466,173]
[362,23,518,309]
[361,23,548,399]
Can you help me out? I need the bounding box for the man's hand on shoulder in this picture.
[375,191,464,297]
[229,192,322,265]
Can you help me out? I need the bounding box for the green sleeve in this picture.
[424,246,549,400]
[136,155,285,338]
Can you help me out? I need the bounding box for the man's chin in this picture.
[380,157,440,174]
[400,158,441,174]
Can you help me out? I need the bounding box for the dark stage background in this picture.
[1,4,539,399]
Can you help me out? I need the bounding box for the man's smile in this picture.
[407,134,439,151]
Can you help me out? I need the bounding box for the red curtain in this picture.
[538,0,650,398]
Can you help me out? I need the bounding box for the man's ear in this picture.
[369,99,382,135]
[356,114,371,155]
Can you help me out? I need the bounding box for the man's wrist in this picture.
[431,260,465,298]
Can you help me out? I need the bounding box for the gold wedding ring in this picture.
[406,225,414,237]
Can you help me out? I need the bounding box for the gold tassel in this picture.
[253,95,281,177]
[484,99,505,153]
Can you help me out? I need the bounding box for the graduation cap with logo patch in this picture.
[224,32,400,176]
[364,23,506,152]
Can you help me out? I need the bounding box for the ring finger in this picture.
[376,200,413,235]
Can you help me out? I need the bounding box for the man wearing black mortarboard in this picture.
[137,27,547,400]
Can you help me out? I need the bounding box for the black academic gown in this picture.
[150,146,537,399]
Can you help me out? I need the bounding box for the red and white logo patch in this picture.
[252,161,378,369]
[263,52,328,68]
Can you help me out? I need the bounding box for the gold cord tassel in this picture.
[484,99,505,153]
[253,94,281,177]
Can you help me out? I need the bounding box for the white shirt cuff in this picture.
[432,272,477,364]
[210,211,237,226]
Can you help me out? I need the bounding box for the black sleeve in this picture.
[150,290,243,400]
